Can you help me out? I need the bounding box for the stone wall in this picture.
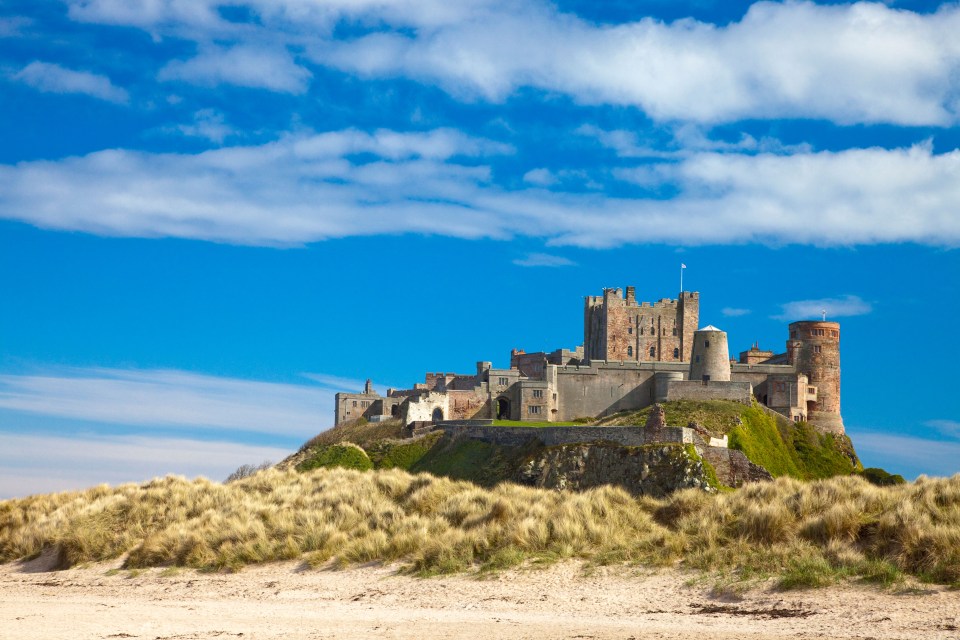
[701,447,773,487]
[665,380,752,404]
[442,424,693,448]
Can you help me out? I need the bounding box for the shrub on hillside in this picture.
[296,443,373,472]
[859,467,906,486]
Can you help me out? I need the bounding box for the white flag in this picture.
[681,263,687,268]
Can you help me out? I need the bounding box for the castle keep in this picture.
[335,287,845,435]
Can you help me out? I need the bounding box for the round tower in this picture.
[788,321,844,434]
[689,325,731,382]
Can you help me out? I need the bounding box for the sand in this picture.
[1,557,958,640]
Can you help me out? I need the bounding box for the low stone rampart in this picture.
[441,424,693,448]
[665,380,752,404]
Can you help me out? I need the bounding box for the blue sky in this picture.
[2,0,959,498]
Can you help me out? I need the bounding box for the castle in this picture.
[335,287,844,435]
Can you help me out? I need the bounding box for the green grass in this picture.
[296,443,373,472]
[728,406,805,478]
[412,436,523,486]
[366,432,443,470]
[599,399,745,435]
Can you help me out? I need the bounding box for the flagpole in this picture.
[680,263,686,293]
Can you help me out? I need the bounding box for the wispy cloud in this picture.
[512,252,576,267]
[159,44,312,94]
[721,307,751,317]
[0,432,290,499]
[0,367,335,437]
[772,295,873,321]
[0,16,31,37]
[848,430,960,480]
[11,61,129,104]
[926,419,960,440]
[175,108,235,143]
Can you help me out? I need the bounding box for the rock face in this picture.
[515,443,714,498]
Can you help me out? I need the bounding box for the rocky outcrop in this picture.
[515,443,715,498]
[701,447,773,487]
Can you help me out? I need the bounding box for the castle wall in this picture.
[552,361,688,420]
[334,391,382,425]
[446,389,490,420]
[665,380,752,404]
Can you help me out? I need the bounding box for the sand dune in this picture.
[1,558,957,640]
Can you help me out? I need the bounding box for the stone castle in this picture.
[335,287,844,435]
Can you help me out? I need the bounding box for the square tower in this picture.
[583,288,699,362]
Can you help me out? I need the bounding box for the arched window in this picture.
[673,347,679,359]
[649,346,656,357]
[627,346,633,357]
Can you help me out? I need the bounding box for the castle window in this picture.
[673,348,679,359]
[627,346,633,357]
[814,345,822,354]
[695,355,701,363]
[529,405,541,415]
[672,328,677,336]
[628,327,633,334]
[352,400,357,407]
[640,327,644,336]
[705,340,710,348]
[498,377,508,386]
[533,389,543,398]
[649,346,656,357]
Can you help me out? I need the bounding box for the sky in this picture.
[1,0,959,498]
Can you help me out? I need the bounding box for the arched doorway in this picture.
[391,404,400,418]
[496,397,510,420]
[431,407,444,423]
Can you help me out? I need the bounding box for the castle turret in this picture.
[788,321,844,434]
[689,325,731,382]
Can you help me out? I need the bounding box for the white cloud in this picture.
[512,252,576,267]
[60,0,960,125]
[0,367,339,436]
[523,168,557,186]
[0,432,290,499]
[772,295,872,322]
[176,108,235,143]
[847,430,960,480]
[926,419,960,440]
[2,131,960,248]
[721,307,751,317]
[11,61,129,104]
[159,44,312,93]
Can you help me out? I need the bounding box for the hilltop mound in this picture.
[284,400,861,494]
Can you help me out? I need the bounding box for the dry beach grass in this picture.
[2,467,960,589]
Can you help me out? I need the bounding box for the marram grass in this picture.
[2,469,959,587]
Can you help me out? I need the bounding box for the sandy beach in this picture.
[1,557,958,640]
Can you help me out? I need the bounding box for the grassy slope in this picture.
[599,399,860,481]
[2,468,959,588]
